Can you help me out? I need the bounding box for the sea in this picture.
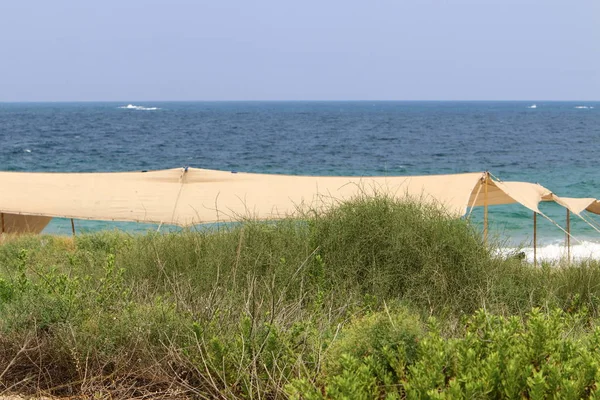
[1,101,599,262]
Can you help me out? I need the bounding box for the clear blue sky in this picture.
[1,0,598,101]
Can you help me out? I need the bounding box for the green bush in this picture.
[309,195,501,314]
[323,304,423,379]
[288,309,600,399]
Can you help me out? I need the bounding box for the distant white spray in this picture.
[119,104,160,111]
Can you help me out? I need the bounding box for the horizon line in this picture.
[1,99,599,103]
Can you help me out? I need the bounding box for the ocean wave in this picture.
[527,104,537,109]
[575,106,594,109]
[500,240,600,263]
[118,104,160,111]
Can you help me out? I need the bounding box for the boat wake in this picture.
[119,104,160,111]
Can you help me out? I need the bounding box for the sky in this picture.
[0,0,598,101]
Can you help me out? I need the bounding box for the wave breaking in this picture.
[501,240,600,264]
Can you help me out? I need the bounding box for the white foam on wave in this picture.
[24,149,31,153]
[118,104,160,111]
[575,105,593,109]
[527,104,537,109]
[500,240,600,264]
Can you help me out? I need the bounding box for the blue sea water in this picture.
[1,101,599,255]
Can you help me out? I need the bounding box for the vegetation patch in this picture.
[1,196,600,398]
[289,308,600,399]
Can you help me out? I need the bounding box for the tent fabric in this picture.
[550,195,600,216]
[467,179,552,213]
[0,168,488,229]
[0,167,595,234]
[176,169,488,223]
[0,169,186,228]
[551,195,598,216]
[486,181,552,214]
[586,201,600,215]
[1,214,52,234]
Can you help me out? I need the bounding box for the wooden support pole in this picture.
[566,209,571,263]
[483,174,489,243]
[1,213,4,234]
[71,218,76,236]
[533,212,537,267]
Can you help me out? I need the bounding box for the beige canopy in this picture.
[0,167,591,234]
[1,214,53,234]
[551,195,600,216]
[468,180,553,213]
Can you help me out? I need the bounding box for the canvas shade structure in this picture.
[0,168,485,233]
[0,167,583,234]
[466,178,556,245]
[1,213,53,234]
[470,180,553,213]
[549,194,600,262]
[551,195,600,216]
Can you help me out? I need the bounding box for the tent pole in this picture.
[566,209,571,263]
[1,213,4,234]
[71,218,76,236]
[484,173,488,243]
[533,212,537,267]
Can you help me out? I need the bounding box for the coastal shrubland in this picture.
[1,196,600,398]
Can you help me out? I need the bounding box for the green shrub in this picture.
[289,309,600,399]
[308,195,500,314]
[324,304,422,379]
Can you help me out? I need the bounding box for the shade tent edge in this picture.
[0,167,597,234]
